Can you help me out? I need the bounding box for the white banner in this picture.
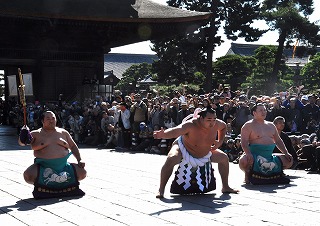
[8,75,17,96]
[8,73,33,96]
[23,73,34,96]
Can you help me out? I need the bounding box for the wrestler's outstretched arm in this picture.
[153,121,191,140]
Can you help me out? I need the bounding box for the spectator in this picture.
[284,97,302,133]
[99,111,115,148]
[176,102,190,125]
[131,122,153,152]
[188,104,195,114]
[222,139,239,162]
[221,102,233,123]
[130,93,148,134]
[69,113,83,143]
[168,97,179,126]
[232,137,243,164]
[173,90,186,103]
[297,133,320,171]
[301,94,319,134]
[149,103,161,129]
[266,97,287,122]
[300,95,309,106]
[273,116,298,168]
[114,102,131,149]
[232,97,250,136]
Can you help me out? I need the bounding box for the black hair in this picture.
[119,102,128,108]
[273,116,285,124]
[41,110,55,121]
[250,103,265,115]
[198,107,216,118]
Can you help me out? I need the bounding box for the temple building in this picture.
[0,0,210,102]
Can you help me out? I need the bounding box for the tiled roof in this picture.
[0,0,210,22]
[104,53,158,79]
[227,42,320,67]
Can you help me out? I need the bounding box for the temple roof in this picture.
[0,0,210,22]
[104,53,158,79]
[0,0,211,50]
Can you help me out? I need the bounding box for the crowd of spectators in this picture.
[1,85,320,171]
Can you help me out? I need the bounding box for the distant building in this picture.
[226,42,320,68]
[103,53,158,94]
[104,53,158,80]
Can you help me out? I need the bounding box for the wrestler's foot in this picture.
[243,180,250,184]
[222,186,239,194]
[243,175,249,184]
[156,191,164,199]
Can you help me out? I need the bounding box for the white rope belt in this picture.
[176,136,212,191]
[177,136,212,168]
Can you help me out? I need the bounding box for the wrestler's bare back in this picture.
[181,119,219,158]
[31,127,70,159]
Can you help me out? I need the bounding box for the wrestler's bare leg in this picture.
[71,163,87,181]
[273,154,293,169]
[157,143,182,198]
[239,154,251,183]
[24,163,86,185]
[23,164,38,184]
[211,149,239,193]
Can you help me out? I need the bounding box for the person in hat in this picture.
[176,102,190,125]
[114,102,131,149]
[153,106,238,198]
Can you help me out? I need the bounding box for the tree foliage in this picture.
[212,45,294,95]
[243,45,293,94]
[151,0,265,91]
[261,0,320,94]
[212,54,255,90]
[115,63,153,92]
[300,52,320,92]
[152,35,206,85]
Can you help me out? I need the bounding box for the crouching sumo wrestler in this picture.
[19,111,87,199]
[239,103,293,185]
[153,107,238,199]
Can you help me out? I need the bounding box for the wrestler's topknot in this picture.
[199,107,216,118]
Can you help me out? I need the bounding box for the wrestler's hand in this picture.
[246,152,254,167]
[284,153,292,162]
[153,127,165,139]
[78,161,85,168]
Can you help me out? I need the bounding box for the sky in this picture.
[110,0,320,60]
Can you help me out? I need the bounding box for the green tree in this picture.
[152,0,265,91]
[245,45,293,95]
[115,63,153,93]
[152,35,206,85]
[212,54,255,90]
[261,0,320,94]
[300,52,320,91]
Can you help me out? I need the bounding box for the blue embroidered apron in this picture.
[35,152,77,189]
